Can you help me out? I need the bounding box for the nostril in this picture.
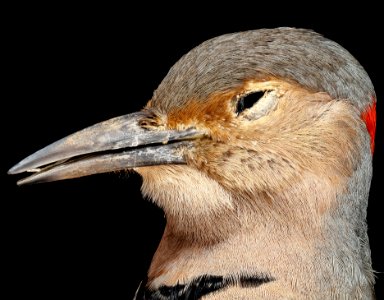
[139,118,159,128]
[139,111,163,129]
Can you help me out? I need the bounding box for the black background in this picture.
[3,4,383,299]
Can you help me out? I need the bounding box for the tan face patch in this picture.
[159,80,363,212]
[139,79,365,235]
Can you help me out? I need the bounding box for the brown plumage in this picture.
[9,28,377,298]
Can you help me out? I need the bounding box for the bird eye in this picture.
[236,91,265,115]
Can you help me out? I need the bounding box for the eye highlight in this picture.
[235,91,265,115]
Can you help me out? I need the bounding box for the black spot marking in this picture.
[224,150,234,158]
[134,273,274,299]
[267,160,275,168]
[239,275,272,287]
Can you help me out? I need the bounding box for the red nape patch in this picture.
[361,99,377,153]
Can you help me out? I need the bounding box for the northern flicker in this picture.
[9,28,377,299]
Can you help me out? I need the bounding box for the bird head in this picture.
[9,29,376,240]
[9,29,377,294]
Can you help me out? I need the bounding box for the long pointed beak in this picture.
[8,111,203,185]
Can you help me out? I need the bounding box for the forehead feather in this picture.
[151,28,374,113]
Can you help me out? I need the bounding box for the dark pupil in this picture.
[236,91,264,115]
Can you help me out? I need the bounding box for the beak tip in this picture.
[16,174,38,186]
[9,156,37,175]
[8,165,19,175]
[16,178,28,186]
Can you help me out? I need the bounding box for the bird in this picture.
[8,28,377,299]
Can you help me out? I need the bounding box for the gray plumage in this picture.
[153,28,374,113]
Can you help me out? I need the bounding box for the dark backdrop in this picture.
[2,5,382,299]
